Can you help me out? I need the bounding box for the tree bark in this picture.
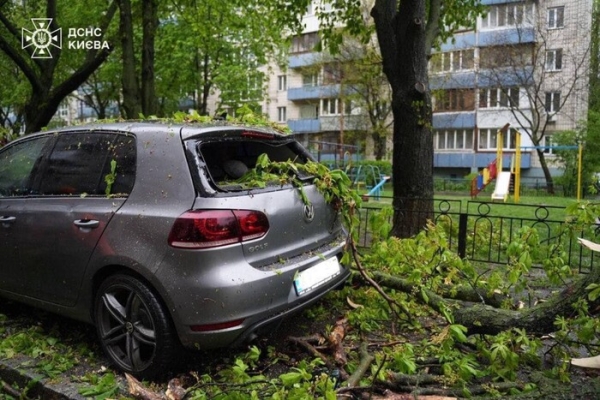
[372,0,434,238]
[141,0,158,116]
[535,147,555,195]
[372,259,600,336]
[118,0,141,119]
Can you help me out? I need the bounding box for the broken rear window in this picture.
[198,138,311,191]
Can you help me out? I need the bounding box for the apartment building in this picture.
[256,4,376,163]
[255,0,592,179]
[431,0,592,180]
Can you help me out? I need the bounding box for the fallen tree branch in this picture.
[0,379,22,399]
[350,238,413,322]
[126,373,165,400]
[328,317,348,365]
[288,335,350,381]
[344,342,375,388]
[371,261,600,336]
[377,374,526,397]
[438,284,505,308]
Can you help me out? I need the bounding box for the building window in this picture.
[433,89,475,112]
[481,3,534,29]
[478,128,518,150]
[434,129,474,150]
[302,73,318,87]
[545,49,563,71]
[290,32,319,54]
[322,98,337,115]
[542,135,554,154]
[305,1,314,16]
[57,102,69,117]
[430,49,475,73]
[548,6,564,29]
[480,44,533,69]
[277,75,287,91]
[545,92,561,113]
[277,107,287,122]
[320,98,351,116]
[323,62,343,84]
[479,87,519,108]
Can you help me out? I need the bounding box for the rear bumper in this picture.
[162,239,349,349]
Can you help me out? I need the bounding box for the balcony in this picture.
[319,115,366,132]
[288,52,319,68]
[434,152,531,169]
[288,119,321,133]
[439,32,476,52]
[479,27,535,47]
[288,84,340,101]
[430,72,477,90]
[433,112,476,129]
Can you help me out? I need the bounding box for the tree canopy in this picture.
[0,0,116,133]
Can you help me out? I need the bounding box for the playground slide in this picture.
[366,176,391,200]
[491,171,511,201]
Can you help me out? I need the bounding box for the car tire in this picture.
[94,274,179,379]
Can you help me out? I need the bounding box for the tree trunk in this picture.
[118,0,141,119]
[199,53,211,116]
[371,0,434,238]
[141,0,158,116]
[373,257,600,336]
[371,131,386,160]
[536,148,555,195]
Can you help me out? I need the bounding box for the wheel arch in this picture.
[90,265,172,325]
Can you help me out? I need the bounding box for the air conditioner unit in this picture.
[547,114,557,122]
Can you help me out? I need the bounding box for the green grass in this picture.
[358,186,579,222]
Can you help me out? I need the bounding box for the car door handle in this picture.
[0,215,16,227]
[73,219,100,231]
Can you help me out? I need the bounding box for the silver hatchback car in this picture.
[0,122,349,378]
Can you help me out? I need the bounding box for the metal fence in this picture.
[357,197,599,273]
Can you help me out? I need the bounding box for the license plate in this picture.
[294,256,341,295]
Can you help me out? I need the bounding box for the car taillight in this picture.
[168,210,269,249]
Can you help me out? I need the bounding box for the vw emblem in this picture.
[303,204,315,222]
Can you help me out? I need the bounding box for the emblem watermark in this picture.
[21,19,109,59]
[21,18,62,59]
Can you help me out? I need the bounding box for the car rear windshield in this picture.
[197,138,311,191]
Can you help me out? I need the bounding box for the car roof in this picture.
[33,121,289,141]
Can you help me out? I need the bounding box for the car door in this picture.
[12,131,136,306]
[0,135,53,294]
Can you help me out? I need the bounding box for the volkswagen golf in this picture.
[0,121,349,378]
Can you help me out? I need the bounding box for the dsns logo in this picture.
[22,18,62,59]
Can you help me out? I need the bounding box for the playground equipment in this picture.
[365,175,391,200]
[350,164,389,200]
[470,124,523,202]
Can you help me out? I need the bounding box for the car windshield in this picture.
[198,138,312,191]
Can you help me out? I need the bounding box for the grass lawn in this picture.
[357,185,581,222]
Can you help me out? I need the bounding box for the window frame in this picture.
[434,129,474,151]
[277,106,287,122]
[545,91,561,113]
[31,131,136,197]
[480,3,534,29]
[478,128,518,150]
[277,75,287,91]
[479,87,520,109]
[433,89,475,112]
[547,6,564,29]
[545,49,563,71]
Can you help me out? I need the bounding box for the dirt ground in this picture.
[2,296,600,399]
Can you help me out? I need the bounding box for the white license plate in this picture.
[294,256,341,295]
